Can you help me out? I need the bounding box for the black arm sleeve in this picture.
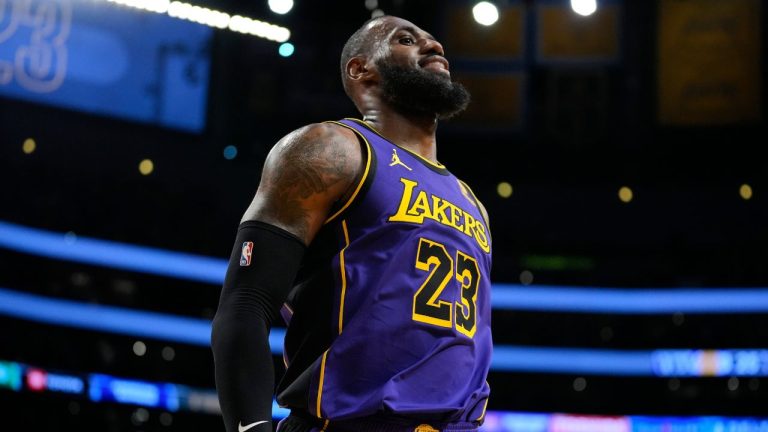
[211,221,306,432]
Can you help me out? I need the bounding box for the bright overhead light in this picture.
[107,0,169,13]
[104,0,290,42]
[571,0,597,16]
[268,0,293,15]
[168,1,229,29]
[473,1,499,26]
[228,15,290,42]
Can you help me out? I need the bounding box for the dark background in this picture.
[1,0,766,430]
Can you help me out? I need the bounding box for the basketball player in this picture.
[211,16,492,432]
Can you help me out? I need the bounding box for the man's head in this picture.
[340,16,470,120]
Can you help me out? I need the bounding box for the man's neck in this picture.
[361,109,439,163]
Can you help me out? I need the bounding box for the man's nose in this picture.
[420,38,445,57]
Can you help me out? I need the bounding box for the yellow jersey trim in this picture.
[476,381,491,421]
[323,121,373,225]
[345,118,448,169]
[338,219,351,334]
[458,179,490,231]
[316,350,329,417]
[476,397,489,421]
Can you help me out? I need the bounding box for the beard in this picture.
[376,60,471,120]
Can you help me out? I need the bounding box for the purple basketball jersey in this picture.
[276,118,492,426]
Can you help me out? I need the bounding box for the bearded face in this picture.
[376,59,470,120]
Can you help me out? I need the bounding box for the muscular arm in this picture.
[242,122,363,243]
[211,123,362,432]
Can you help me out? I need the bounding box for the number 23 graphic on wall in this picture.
[0,0,71,93]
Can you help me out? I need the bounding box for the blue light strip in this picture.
[0,287,285,350]
[492,284,768,314]
[0,221,226,285]
[492,345,653,376]
[3,287,768,377]
[4,357,768,431]
[3,220,768,314]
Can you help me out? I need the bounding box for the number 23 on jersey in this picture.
[412,237,480,338]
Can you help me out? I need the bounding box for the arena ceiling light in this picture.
[268,0,294,15]
[105,0,291,42]
[571,0,598,16]
[472,1,499,26]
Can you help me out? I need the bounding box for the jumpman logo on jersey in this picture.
[389,148,412,171]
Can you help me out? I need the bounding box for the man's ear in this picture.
[346,57,376,83]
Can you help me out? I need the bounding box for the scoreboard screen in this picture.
[0,0,212,133]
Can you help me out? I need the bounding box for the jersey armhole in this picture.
[458,179,492,240]
[323,121,376,225]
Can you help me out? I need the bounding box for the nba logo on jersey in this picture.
[240,241,253,266]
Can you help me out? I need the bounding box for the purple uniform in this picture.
[276,118,492,430]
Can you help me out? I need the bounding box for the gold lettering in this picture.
[388,178,491,253]
[388,178,424,223]
[449,206,464,231]
[473,223,490,253]
[431,195,451,223]
[463,213,477,236]
[408,191,433,220]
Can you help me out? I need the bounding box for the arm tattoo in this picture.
[277,137,349,198]
[262,127,354,239]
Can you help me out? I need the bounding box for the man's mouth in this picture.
[420,56,450,74]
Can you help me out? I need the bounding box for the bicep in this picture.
[241,123,361,244]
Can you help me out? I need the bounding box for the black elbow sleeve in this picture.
[214,220,306,326]
[211,221,306,432]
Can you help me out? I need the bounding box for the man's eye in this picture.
[399,37,415,45]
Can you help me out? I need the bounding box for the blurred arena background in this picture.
[1,0,766,430]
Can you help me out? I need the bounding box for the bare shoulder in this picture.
[268,122,360,165]
[262,122,362,196]
[241,122,362,243]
